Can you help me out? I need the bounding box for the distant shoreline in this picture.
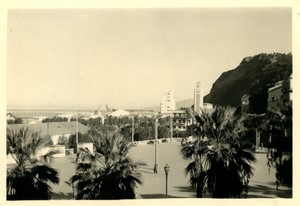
[7,109,94,112]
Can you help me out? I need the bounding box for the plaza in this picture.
[50,140,292,199]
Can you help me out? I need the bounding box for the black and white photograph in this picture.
[2,0,298,205]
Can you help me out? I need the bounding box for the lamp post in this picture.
[154,117,158,173]
[164,164,170,198]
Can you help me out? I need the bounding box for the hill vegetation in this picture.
[204,53,292,113]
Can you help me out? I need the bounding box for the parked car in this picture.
[147,140,154,144]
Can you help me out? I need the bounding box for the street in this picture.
[50,140,292,199]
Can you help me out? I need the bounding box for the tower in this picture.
[194,82,203,114]
[160,89,176,114]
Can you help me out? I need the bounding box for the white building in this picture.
[203,103,213,111]
[109,109,130,117]
[160,89,176,114]
[194,82,203,114]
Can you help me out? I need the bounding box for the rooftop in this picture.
[7,122,89,136]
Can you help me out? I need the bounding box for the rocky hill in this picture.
[204,53,292,113]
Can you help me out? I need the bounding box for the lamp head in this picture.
[164,164,170,174]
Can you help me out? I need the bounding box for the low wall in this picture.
[36,145,66,158]
[7,145,66,165]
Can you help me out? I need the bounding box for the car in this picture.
[147,140,154,144]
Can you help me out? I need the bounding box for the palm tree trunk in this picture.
[196,179,203,198]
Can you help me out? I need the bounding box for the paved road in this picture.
[49,141,292,199]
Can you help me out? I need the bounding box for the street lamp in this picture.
[164,164,170,198]
[154,117,159,173]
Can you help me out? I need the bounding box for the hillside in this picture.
[204,53,292,113]
[176,98,194,109]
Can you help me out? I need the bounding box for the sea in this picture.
[7,109,96,118]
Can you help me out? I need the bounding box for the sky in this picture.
[7,8,292,110]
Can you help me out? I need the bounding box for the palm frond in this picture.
[31,165,60,184]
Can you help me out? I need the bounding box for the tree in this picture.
[266,102,292,188]
[181,106,256,198]
[7,118,23,124]
[57,135,68,147]
[158,125,170,139]
[42,117,68,123]
[14,118,23,124]
[7,119,15,124]
[6,128,60,200]
[70,130,146,199]
[68,132,93,149]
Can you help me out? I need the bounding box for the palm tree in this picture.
[70,129,146,199]
[181,106,256,198]
[6,127,60,200]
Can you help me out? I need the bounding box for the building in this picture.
[267,74,292,111]
[6,113,16,121]
[241,94,251,114]
[109,109,131,117]
[7,122,89,145]
[126,109,156,118]
[282,73,293,102]
[203,103,214,112]
[194,82,203,114]
[160,89,176,114]
[168,108,194,134]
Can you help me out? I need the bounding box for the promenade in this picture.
[50,141,292,199]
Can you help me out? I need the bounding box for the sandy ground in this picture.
[49,141,292,199]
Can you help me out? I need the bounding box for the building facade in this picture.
[170,109,193,133]
[203,103,214,112]
[241,94,251,114]
[160,89,176,114]
[194,82,203,114]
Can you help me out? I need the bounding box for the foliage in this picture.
[57,135,68,146]
[73,117,103,128]
[6,128,60,200]
[266,102,292,188]
[204,53,292,111]
[42,116,69,123]
[118,117,155,141]
[181,106,256,198]
[158,125,170,139]
[70,130,146,199]
[7,119,15,124]
[68,132,93,149]
[7,118,23,124]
